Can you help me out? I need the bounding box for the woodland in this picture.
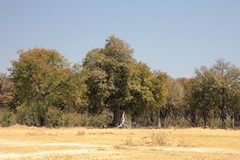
[1,35,240,129]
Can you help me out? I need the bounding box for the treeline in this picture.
[1,36,240,128]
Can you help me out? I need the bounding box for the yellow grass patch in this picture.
[0,125,239,160]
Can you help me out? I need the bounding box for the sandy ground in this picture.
[0,125,240,160]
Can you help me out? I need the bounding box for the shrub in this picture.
[62,113,84,127]
[150,131,168,146]
[0,110,15,127]
[87,112,112,128]
[46,108,63,127]
[16,102,47,127]
[62,110,112,128]
[17,104,39,126]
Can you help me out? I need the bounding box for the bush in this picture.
[209,118,232,128]
[46,108,63,127]
[87,112,112,128]
[0,109,15,127]
[150,131,168,146]
[61,110,112,128]
[17,104,39,126]
[16,104,112,128]
[16,102,47,127]
[61,113,84,127]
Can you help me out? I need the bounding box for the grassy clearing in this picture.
[0,126,240,160]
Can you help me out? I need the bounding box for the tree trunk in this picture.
[220,88,226,128]
[203,110,208,128]
[231,114,235,129]
[190,108,197,127]
[118,111,125,128]
[173,109,177,127]
[157,109,161,128]
[150,111,154,126]
[113,106,121,127]
[68,105,71,113]
[203,115,207,128]
[220,105,226,128]
[180,111,196,127]
[213,111,217,126]
[85,110,88,127]
[160,108,170,128]
[131,114,135,128]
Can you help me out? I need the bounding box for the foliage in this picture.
[156,75,184,127]
[46,108,63,127]
[0,74,14,108]
[83,36,136,126]
[83,36,167,127]
[16,102,47,126]
[2,37,240,128]
[10,48,87,126]
[128,62,155,119]
[188,59,240,128]
[61,111,112,128]
[10,48,71,104]
[0,109,15,127]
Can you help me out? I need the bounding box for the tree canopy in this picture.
[1,36,240,128]
[83,36,167,127]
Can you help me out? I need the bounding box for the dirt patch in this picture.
[0,141,118,159]
[0,149,93,159]
[1,140,239,159]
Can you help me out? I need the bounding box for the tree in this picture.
[212,59,240,128]
[163,76,184,127]
[83,36,167,127]
[128,62,157,125]
[225,80,240,128]
[68,64,88,113]
[190,59,240,128]
[9,48,75,126]
[191,67,218,127]
[151,71,167,127]
[83,36,136,127]
[176,77,199,127]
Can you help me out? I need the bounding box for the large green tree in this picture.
[10,48,84,126]
[83,36,136,126]
[212,59,240,128]
[190,59,240,128]
[191,66,218,127]
[128,62,155,123]
[83,36,167,127]
[10,48,70,103]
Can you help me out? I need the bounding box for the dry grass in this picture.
[0,125,240,160]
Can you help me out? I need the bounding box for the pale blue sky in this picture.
[1,0,240,78]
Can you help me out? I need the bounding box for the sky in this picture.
[0,0,240,78]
